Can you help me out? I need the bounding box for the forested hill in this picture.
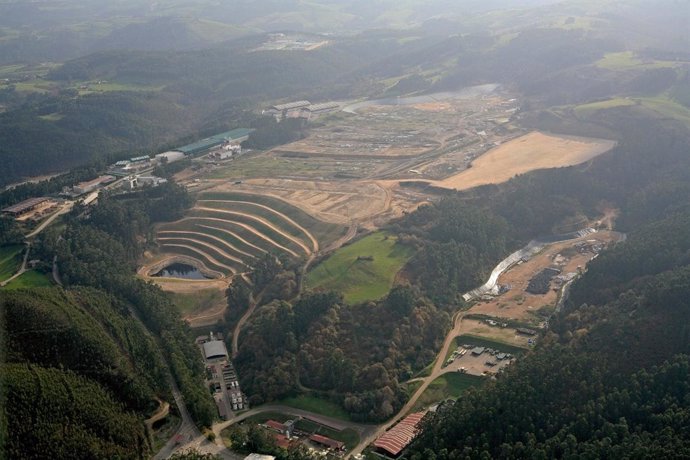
[405,150,690,457]
[0,184,214,459]
[0,287,164,458]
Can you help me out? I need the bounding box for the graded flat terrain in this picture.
[433,132,616,190]
[305,232,415,304]
[211,179,393,225]
[470,231,620,325]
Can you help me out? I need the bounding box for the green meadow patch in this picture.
[305,232,415,304]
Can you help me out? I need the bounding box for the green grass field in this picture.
[636,96,690,126]
[305,232,416,304]
[169,289,225,315]
[2,270,52,290]
[75,81,165,95]
[596,51,679,71]
[278,395,352,421]
[574,98,637,116]
[415,373,484,410]
[0,245,23,282]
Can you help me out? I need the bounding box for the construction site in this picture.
[139,84,618,325]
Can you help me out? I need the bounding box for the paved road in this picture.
[346,311,468,458]
[213,404,375,436]
[26,201,74,238]
[0,243,30,287]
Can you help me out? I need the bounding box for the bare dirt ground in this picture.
[460,319,533,349]
[209,178,396,225]
[470,231,620,323]
[429,131,616,190]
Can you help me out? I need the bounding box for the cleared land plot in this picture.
[433,131,616,190]
[305,232,415,304]
[206,154,389,181]
[0,245,23,282]
[169,288,225,316]
[460,320,534,349]
[414,373,484,410]
[212,179,392,225]
[471,231,619,324]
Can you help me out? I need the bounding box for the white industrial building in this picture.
[264,100,311,120]
[72,175,116,195]
[209,142,241,161]
[155,151,185,163]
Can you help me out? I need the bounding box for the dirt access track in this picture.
[427,131,616,190]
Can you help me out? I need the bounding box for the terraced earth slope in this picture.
[153,192,347,278]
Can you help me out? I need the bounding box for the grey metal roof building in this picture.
[203,340,229,360]
[2,197,49,216]
[270,100,311,111]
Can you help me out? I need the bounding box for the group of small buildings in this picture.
[123,174,168,190]
[198,333,248,420]
[108,128,252,175]
[62,175,116,197]
[1,196,57,220]
[261,418,346,454]
[263,100,341,121]
[207,141,242,161]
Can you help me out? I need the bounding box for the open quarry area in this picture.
[470,230,623,328]
[432,131,618,190]
[140,84,618,327]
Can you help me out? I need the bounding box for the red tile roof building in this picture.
[309,433,345,451]
[373,411,427,457]
[265,420,286,432]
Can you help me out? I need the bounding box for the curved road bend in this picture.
[347,311,468,459]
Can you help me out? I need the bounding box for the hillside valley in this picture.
[3,1,690,460]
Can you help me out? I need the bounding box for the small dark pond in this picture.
[153,263,211,280]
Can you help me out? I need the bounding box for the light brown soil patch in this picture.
[471,231,620,322]
[210,179,394,225]
[462,319,534,349]
[433,131,616,190]
[411,102,453,112]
